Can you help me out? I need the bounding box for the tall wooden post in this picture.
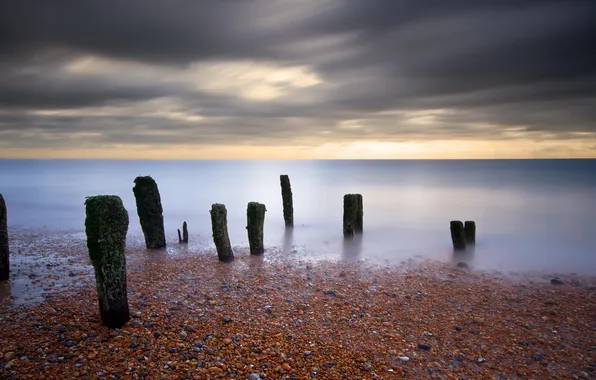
[210,204,234,262]
[464,221,476,244]
[84,196,130,328]
[247,202,266,255]
[343,194,363,239]
[450,220,466,250]
[0,194,9,281]
[132,176,166,249]
[280,175,294,228]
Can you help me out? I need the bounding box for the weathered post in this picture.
[182,221,188,243]
[464,221,476,244]
[280,175,294,228]
[132,176,166,249]
[210,204,234,262]
[247,202,266,255]
[450,220,466,250]
[0,194,9,281]
[178,221,189,244]
[343,194,363,239]
[84,195,130,328]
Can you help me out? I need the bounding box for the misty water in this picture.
[1,159,595,275]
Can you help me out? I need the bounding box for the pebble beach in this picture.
[1,231,595,379]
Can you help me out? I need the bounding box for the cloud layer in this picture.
[1,0,595,158]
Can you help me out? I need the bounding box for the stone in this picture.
[132,176,166,249]
[248,373,261,380]
[4,352,15,360]
[551,278,565,285]
[84,195,130,328]
[280,175,294,228]
[343,194,363,239]
[399,356,410,362]
[246,202,267,255]
[0,194,9,281]
[418,344,431,350]
[450,221,466,250]
[456,262,469,268]
[210,204,234,263]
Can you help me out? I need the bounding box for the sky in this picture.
[1,0,595,159]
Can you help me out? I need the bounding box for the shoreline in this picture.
[1,233,595,378]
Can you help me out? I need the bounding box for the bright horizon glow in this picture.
[2,139,595,160]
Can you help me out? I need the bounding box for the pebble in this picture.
[531,353,545,360]
[455,325,463,332]
[4,352,15,360]
[475,357,486,363]
[222,317,232,323]
[153,332,161,339]
[418,344,431,350]
[248,374,261,380]
[399,356,410,362]
[456,262,469,268]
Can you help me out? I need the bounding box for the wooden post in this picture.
[178,221,188,244]
[280,175,294,228]
[450,220,466,250]
[210,204,234,262]
[132,176,166,249]
[182,221,188,243]
[247,202,266,255]
[464,221,476,244]
[0,194,9,282]
[84,196,130,328]
[343,194,363,239]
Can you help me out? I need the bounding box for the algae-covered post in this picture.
[210,204,234,262]
[343,194,363,239]
[464,221,476,244]
[0,194,9,281]
[132,176,166,249]
[450,220,466,250]
[84,195,130,328]
[280,175,294,228]
[247,202,267,255]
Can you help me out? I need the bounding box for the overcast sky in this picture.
[1,0,595,159]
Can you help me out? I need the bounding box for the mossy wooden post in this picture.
[450,220,466,250]
[0,194,9,281]
[178,221,188,244]
[343,194,363,239]
[280,175,294,228]
[247,202,266,255]
[132,176,166,249]
[464,221,476,244]
[84,196,130,328]
[210,204,234,262]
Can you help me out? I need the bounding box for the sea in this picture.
[1,159,595,275]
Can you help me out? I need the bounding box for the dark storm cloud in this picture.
[0,0,595,150]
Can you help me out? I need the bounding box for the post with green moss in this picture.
[84,196,130,328]
[210,204,234,262]
[178,221,188,244]
[343,194,363,239]
[132,176,166,249]
[464,221,476,244]
[280,175,294,228]
[247,202,267,255]
[0,194,9,281]
[450,220,466,250]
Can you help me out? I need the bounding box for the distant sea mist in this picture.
[1,159,595,274]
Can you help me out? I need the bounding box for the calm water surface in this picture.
[1,159,595,274]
